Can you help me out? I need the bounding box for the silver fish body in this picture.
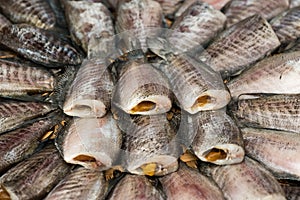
[45,167,108,200]
[0,144,71,200]
[224,0,289,27]
[198,14,280,78]
[160,162,225,200]
[242,127,300,181]
[230,94,300,133]
[0,24,83,67]
[227,51,300,99]
[0,0,56,29]
[56,113,122,171]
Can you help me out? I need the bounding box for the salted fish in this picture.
[108,174,165,200]
[63,58,114,118]
[148,38,230,114]
[45,167,108,200]
[160,162,224,200]
[280,182,300,200]
[200,157,286,200]
[112,57,172,115]
[198,14,280,78]
[56,113,122,171]
[154,0,183,16]
[0,100,54,134]
[0,0,56,29]
[0,24,83,67]
[227,51,300,99]
[168,1,226,51]
[0,14,11,31]
[242,128,300,181]
[0,144,71,200]
[120,112,180,176]
[224,0,289,27]
[0,59,55,98]
[230,94,300,133]
[64,1,114,53]
[0,111,63,173]
[290,0,300,8]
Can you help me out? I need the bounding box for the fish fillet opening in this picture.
[140,163,157,176]
[204,148,227,162]
[193,95,212,108]
[74,155,96,163]
[0,186,11,200]
[73,105,92,112]
[131,101,156,113]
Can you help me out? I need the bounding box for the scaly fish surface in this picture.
[45,167,109,200]
[64,1,114,53]
[160,162,225,200]
[112,57,172,115]
[148,38,230,114]
[227,51,300,99]
[108,175,165,200]
[230,94,300,133]
[0,100,54,134]
[168,1,226,51]
[0,24,83,67]
[200,157,286,200]
[56,113,122,171]
[0,14,11,31]
[0,59,55,98]
[63,58,114,118]
[198,15,280,78]
[242,127,300,181]
[224,0,289,27]
[0,0,56,29]
[0,144,71,200]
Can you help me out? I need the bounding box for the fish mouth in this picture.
[130,101,156,113]
[0,186,11,200]
[63,99,106,117]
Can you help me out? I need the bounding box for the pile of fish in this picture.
[0,0,300,199]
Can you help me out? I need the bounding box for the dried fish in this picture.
[56,113,122,171]
[224,0,289,27]
[63,58,114,118]
[148,38,230,114]
[290,0,300,8]
[0,24,83,67]
[280,182,300,200]
[64,1,114,53]
[198,14,280,78]
[227,51,300,99]
[154,0,183,16]
[0,0,56,29]
[0,100,54,134]
[242,128,300,181]
[160,162,225,200]
[108,175,165,200]
[45,167,108,200]
[0,144,71,200]
[0,14,11,31]
[120,113,180,176]
[46,0,68,29]
[112,57,172,115]
[230,94,300,133]
[168,1,226,51]
[200,157,286,200]
[0,59,55,98]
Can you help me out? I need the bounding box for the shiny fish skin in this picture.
[0,100,54,134]
[120,113,180,176]
[230,94,300,133]
[198,15,280,78]
[0,14,11,31]
[227,51,300,99]
[160,162,225,200]
[201,157,286,200]
[0,59,55,98]
[242,128,300,181]
[112,58,172,115]
[63,58,114,118]
[168,2,226,51]
[0,0,56,29]
[182,109,244,165]
[56,113,122,171]
[0,144,71,200]
[148,38,230,114]
[45,167,108,200]
[0,24,83,67]
[64,1,114,53]
[224,0,289,27]
[108,175,165,200]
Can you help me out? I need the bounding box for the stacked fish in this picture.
[0,0,299,199]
